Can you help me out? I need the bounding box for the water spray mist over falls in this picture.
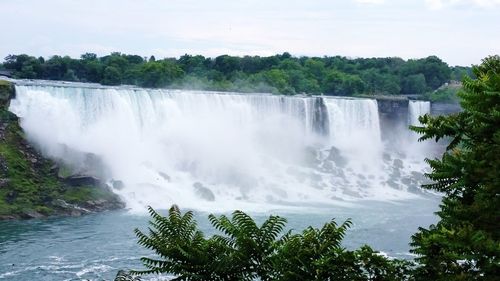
[9,84,433,212]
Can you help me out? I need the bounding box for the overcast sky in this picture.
[1,0,499,66]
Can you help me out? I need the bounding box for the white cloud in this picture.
[425,0,500,10]
[0,0,498,65]
[354,0,385,4]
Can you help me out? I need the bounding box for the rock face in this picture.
[0,80,125,220]
[431,102,462,116]
[326,146,348,168]
[63,175,101,186]
[0,80,15,108]
[193,182,215,201]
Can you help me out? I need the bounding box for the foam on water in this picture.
[9,83,433,212]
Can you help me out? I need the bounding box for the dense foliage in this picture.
[410,55,500,280]
[1,53,469,96]
[134,205,413,281]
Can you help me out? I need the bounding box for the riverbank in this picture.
[0,80,124,220]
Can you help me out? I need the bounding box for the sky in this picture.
[1,0,499,66]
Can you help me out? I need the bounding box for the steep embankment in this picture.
[0,80,124,219]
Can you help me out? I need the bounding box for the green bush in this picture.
[134,205,413,281]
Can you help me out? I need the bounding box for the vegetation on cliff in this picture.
[2,53,470,96]
[0,80,123,219]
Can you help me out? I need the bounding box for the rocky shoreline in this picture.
[0,80,125,220]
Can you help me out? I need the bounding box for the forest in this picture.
[1,53,470,98]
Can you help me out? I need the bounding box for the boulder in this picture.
[326,146,348,167]
[393,158,404,169]
[342,189,362,198]
[111,179,125,190]
[0,178,10,188]
[21,211,45,219]
[158,172,171,182]
[64,175,101,186]
[193,182,215,201]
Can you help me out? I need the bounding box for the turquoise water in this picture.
[0,198,440,281]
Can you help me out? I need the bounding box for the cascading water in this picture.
[9,82,433,212]
[323,98,382,169]
[408,100,431,126]
[405,100,433,160]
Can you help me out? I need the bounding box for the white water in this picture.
[406,100,432,158]
[9,83,432,212]
[408,100,431,126]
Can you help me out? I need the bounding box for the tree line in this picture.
[1,53,471,96]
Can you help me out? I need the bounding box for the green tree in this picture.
[138,60,184,88]
[101,66,122,85]
[401,74,426,95]
[135,205,412,281]
[410,55,500,280]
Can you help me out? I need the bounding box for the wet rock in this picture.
[393,159,403,169]
[269,187,288,198]
[321,161,334,171]
[158,172,170,182]
[330,195,345,201]
[357,174,366,180]
[386,180,400,189]
[0,178,9,188]
[391,168,401,178]
[326,146,348,168]
[193,182,215,201]
[342,189,362,198]
[332,168,346,179]
[303,146,321,167]
[0,156,8,174]
[408,184,421,193]
[309,172,322,182]
[49,164,59,173]
[0,215,17,220]
[401,177,412,186]
[21,211,45,219]
[64,175,101,186]
[53,199,90,213]
[111,179,125,190]
[411,171,426,182]
[382,153,392,162]
[115,270,141,281]
[70,210,83,216]
[356,181,369,189]
[5,190,17,203]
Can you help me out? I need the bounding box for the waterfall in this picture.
[9,83,430,212]
[408,100,431,126]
